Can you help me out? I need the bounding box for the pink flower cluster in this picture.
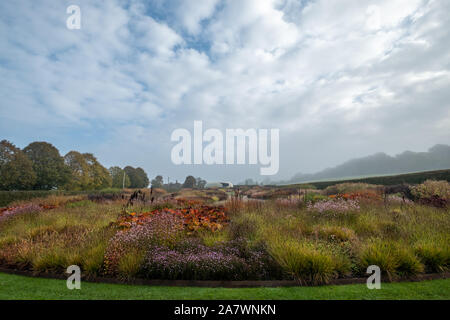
[143,238,273,280]
[143,245,246,280]
[307,199,360,214]
[104,213,184,274]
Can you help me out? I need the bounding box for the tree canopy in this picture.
[183,175,196,188]
[23,141,71,190]
[0,140,36,190]
[124,166,149,188]
[196,177,207,189]
[110,166,131,188]
[64,151,111,190]
[151,175,164,188]
[0,139,151,191]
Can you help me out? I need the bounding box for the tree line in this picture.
[150,175,207,191]
[0,140,149,191]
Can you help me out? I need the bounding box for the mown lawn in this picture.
[0,272,449,300]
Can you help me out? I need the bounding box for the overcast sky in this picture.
[1,0,449,183]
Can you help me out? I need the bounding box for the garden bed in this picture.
[0,182,449,286]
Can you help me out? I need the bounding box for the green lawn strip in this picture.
[0,273,449,300]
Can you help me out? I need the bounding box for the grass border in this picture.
[0,266,448,288]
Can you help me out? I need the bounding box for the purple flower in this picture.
[139,237,276,280]
[104,213,184,274]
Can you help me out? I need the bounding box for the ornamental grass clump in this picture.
[358,240,424,280]
[414,240,450,273]
[314,225,357,243]
[268,240,337,285]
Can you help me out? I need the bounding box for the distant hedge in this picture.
[289,169,450,190]
[0,188,124,207]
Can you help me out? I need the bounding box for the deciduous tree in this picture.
[183,175,196,188]
[0,140,36,190]
[124,166,149,188]
[23,142,71,189]
[151,175,164,188]
[109,166,131,188]
[196,177,207,189]
[135,167,149,188]
[83,153,112,189]
[64,151,111,190]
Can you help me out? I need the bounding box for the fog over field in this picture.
[1,0,449,183]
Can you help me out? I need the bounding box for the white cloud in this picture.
[175,0,219,35]
[0,0,449,182]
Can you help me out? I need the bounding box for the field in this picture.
[0,180,449,299]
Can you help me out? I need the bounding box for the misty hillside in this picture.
[287,144,450,184]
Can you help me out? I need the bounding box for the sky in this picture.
[0,0,449,184]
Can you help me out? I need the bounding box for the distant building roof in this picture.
[205,182,234,188]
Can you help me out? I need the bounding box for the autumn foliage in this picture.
[329,190,382,202]
[116,203,229,234]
